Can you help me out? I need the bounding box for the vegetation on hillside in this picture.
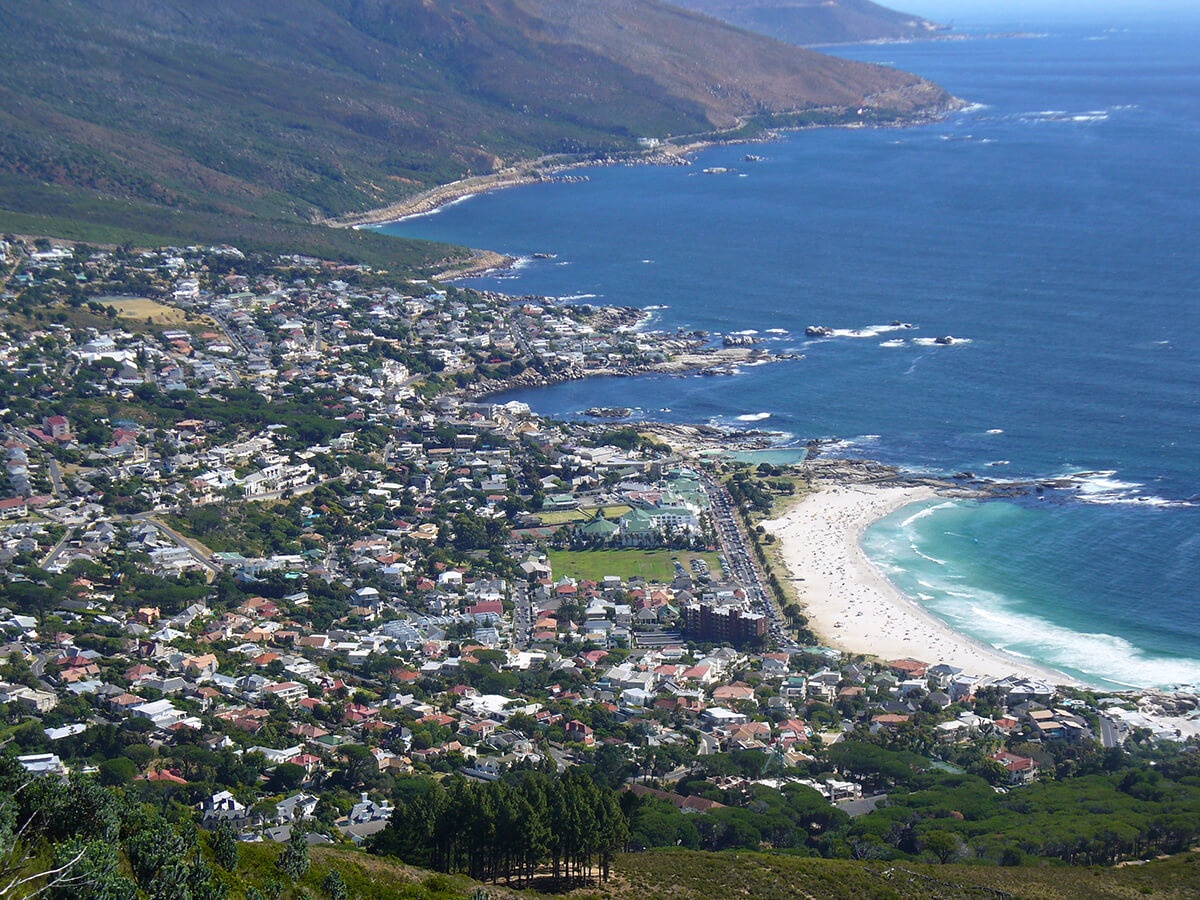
[0,0,955,263]
[672,0,946,45]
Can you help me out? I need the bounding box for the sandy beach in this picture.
[763,482,1074,685]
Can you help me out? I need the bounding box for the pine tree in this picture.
[322,868,348,900]
[275,828,309,881]
[212,821,239,872]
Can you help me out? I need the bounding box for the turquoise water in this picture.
[381,18,1200,689]
[721,449,809,466]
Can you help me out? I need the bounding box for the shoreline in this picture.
[763,480,1080,686]
[324,100,964,233]
[324,142,706,231]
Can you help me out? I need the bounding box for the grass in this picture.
[606,848,1200,900]
[93,296,219,328]
[548,549,722,584]
[536,505,633,526]
[223,843,1200,900]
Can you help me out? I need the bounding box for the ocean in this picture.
[380,16,1200,691]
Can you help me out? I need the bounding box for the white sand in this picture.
[763,483,1074,684]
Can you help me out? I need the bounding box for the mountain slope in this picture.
[666,0,947,45]
[0,0,956,260]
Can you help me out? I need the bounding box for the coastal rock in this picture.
[805,325,833,337]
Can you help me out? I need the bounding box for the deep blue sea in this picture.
[381,19,1200,690]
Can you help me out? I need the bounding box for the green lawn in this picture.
[548,548,722,584]
[536,505,632,526]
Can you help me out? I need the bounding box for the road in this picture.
[702,474,795,649]
[46,458,66,498]
[128,513,222,578]
[511,579,533,650]
[1098,714,1123,749]
[39,527,76,570]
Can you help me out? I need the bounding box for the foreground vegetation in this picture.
[608,848,1200,900]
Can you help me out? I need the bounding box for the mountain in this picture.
[666,0,947,46]
[0,0,955,264]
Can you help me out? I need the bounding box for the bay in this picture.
[380,19,1200,689]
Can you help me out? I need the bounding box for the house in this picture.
[565,720,595,746]
[201,790,248,825]
[274,792,320,825]
[991,750,1039,785]
[17,753,68,776]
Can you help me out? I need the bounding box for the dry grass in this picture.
[101,296,217,327]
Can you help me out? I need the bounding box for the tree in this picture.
[267,763,306,794]
[321,869,348,900]
[922,829,963,864]
[276,827,309,881]
[211,822,238,872]
[98,757,138,787]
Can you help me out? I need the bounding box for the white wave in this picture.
[643,304,669,311]
[729,329,759,336]
[641,259,654,264]
[392,193,475,222]
[913,336,972,346]
[1062,470,1189,507]
[879,339,906,348]
[1072,471,1135,493]
[830,328,877,338]
[944,598,1200,690]
[879,557,1200,688]
[1022,108,1111,126]
[828,322,917,339]
[556,293,597,301]
[556,260,571,266]
[822,434,881,455]
[912,546,947,566]
[987,428,1004,434]
[765,328,788,335]
[736,412,771,422]
[958,102,990,115]
[899,500,957,529]
[986,460,1011,467]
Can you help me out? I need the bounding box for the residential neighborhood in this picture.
[0,235,1196,867]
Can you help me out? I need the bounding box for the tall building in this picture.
[683,602,767,647]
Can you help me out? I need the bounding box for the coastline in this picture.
[763,480,1078,686]
[324,142,705,231]
[323,99,963,234]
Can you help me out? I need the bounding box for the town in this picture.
[0,234,1197,881]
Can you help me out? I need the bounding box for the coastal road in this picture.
[1098,714,1122,749]
[701,474,781,630]
[511,579,533,650]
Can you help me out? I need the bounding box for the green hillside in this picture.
[0,0,955,266]
[256,845,1200,899]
